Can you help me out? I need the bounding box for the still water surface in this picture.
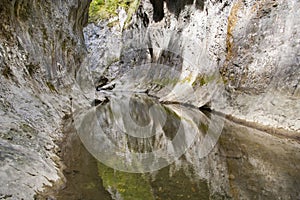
[50,94,300,200]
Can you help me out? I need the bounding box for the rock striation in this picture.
[0,0,299,199]
[84,0,300,133]
[0,0,90,199]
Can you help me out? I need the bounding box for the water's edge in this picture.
[36,98,300,199]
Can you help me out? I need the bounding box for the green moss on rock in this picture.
[97,162,154,200]
[89,0,139,24]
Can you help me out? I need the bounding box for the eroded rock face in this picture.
[219,0,300,132]
[0,0,292,196]
[0,0,90,199]
[145,0,300,133]
[83,0,300,133]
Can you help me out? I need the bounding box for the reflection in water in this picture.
[220,122,300,199]
[75,93,223,173]
[54,94,300,200]
[97,161,210,200]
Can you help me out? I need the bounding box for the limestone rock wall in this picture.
[219,0,300,132]
[85,0,300,133]
[144,0,300,132]
[0,0,90,199]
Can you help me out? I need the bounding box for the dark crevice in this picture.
[150,0,206,22]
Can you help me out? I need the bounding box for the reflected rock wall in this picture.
[83,0,300,133]
[74,93,300,199]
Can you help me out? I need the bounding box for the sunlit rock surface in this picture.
[219,0,300,133]
[83,0,300,133]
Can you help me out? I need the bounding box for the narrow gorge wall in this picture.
[0,0,90,199]
[85,0,300,133]
[142,0,300,133]
[149,0,300,133]
[219,0,300,133]
[0,0,299,198]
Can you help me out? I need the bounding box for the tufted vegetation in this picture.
[89,0,136,22]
